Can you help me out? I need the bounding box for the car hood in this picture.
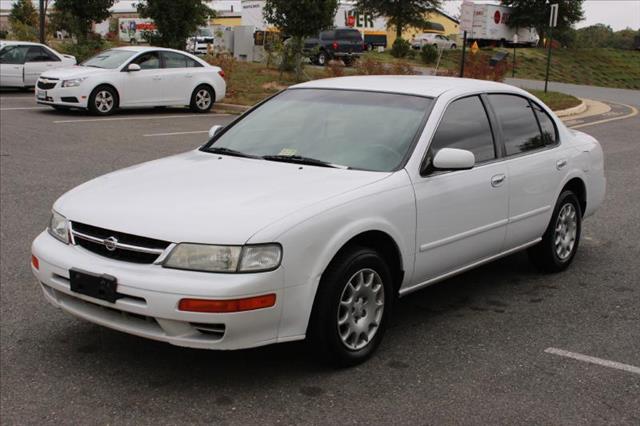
[55,150,391,245]
[40,66,108,80]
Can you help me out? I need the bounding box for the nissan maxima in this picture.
[31,76,606,366]
[35,46,226,114]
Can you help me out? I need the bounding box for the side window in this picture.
[489,94,545,155]
[531,102,558,146]
[0,45,29,64]
[131,51,161,70]
[162,51,187,68]
[320,31,335,40]
[25,46,55,62]
[429,96,496,164]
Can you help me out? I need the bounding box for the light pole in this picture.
[544,3,559,93]
[39,0,45,44]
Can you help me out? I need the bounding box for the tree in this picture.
[356,0,442,39]
[9,0,38,27]
[137,0,214,50]
[51,0,114,42]
[501,0,584,43]
[263,0,338,80]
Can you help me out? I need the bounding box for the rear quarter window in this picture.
[489,94,546,156]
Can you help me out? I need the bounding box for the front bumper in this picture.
[35,84,89,108]
[31,231,285,350]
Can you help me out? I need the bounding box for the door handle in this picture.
[185,74,193,78]
[152,76,162,81]
[491,174,506,187]
[556,159,568,170]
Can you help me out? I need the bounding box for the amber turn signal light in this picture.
[178,294,276,313]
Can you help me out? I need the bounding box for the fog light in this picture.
[178,294,276,313]
[31,255,39,270]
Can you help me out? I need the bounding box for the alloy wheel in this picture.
[195,89,211,110]
[337,268,385,351]
[554,203,578,260]
[95,90,114,113]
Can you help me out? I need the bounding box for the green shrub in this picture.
[8,21,38,41]
[420,44,438,64]
[57,36,106,62]
[390,38,410,58]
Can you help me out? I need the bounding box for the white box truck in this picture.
[460,2,539,47]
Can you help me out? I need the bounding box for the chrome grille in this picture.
[71,222,171,264]
[37,79,58,90]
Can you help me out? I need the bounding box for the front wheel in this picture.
[308,246,393,367]
[189,85,214,113]
[528,190,582,272]
[88,85,117,115]
[317,51,328,66]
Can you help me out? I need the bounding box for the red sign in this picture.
[347,15,356,27]
[494,10,501,24]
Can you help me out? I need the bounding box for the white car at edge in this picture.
[0,41,76,88]
[31,76,606,366]
[35,46,226,114]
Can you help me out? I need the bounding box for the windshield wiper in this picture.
[262,155,348,169]
[206,146,259,159]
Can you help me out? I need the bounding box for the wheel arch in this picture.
[191,82,216,102]
[561,177,587,216]
[90,83,121,106]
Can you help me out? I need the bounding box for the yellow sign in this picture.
[470,41,479,55]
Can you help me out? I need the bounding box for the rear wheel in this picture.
[317,51,328,66]
[88,85,117,115]
[308,246,392,367]
[343,56,355,67]
[528,190,582,272]
[189,85,214,113]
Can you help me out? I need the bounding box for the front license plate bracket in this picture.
[69,268,122,303]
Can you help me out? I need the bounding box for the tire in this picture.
[451,44,457,49]
[367,44,374,51]
[88,85,118,116]
[308,246,393,367]
[317,51,328,66]
[189,85,214,113]
[528,190,582,273]
[343,56,355,67]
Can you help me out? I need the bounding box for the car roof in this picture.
[292,76,526,98]
[110,46,188,54]
[0,40,45,46]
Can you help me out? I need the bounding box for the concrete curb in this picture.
[215,102,250,112]
[555,99,587,117]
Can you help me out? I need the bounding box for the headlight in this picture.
[164,243,282,273]
[48,210,69,244]
[61,77,86,88]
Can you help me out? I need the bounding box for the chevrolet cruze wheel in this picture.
[309,246,392,367]
[190,85,214,113]
[528,190,582,272]
[88,85,117,115]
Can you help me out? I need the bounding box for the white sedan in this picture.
[35,46,226,114]
[411,33,457,50]
[0,41,76,88]
[31,76,605,366]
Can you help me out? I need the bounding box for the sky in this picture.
[441,0,640,31]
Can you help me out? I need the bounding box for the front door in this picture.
[121,51,166,106]
[23,46,62,86]
[411,95,509,285]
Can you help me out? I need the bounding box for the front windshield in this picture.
[81,49,136,69]
[197,28,213,37]
[205,89,432,172]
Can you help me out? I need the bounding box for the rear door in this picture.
[24,46,62,86]
[160,51,204,104]
[0,45,29,87]
[486,94,567,249]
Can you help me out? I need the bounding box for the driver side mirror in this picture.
[125,63,141,72]
[208,125,223,139]
[421,148,475,175]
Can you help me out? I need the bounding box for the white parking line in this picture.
[1,107,48,111]
[54,113,228,124]
[545,347,640,375]
[144,130,209,137]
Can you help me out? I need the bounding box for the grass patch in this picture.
[527,89,582,111]
[363,47,640,90]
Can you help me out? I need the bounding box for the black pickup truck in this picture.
[304,27,365,66]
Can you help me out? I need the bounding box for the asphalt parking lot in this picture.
[1,90,639,425]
